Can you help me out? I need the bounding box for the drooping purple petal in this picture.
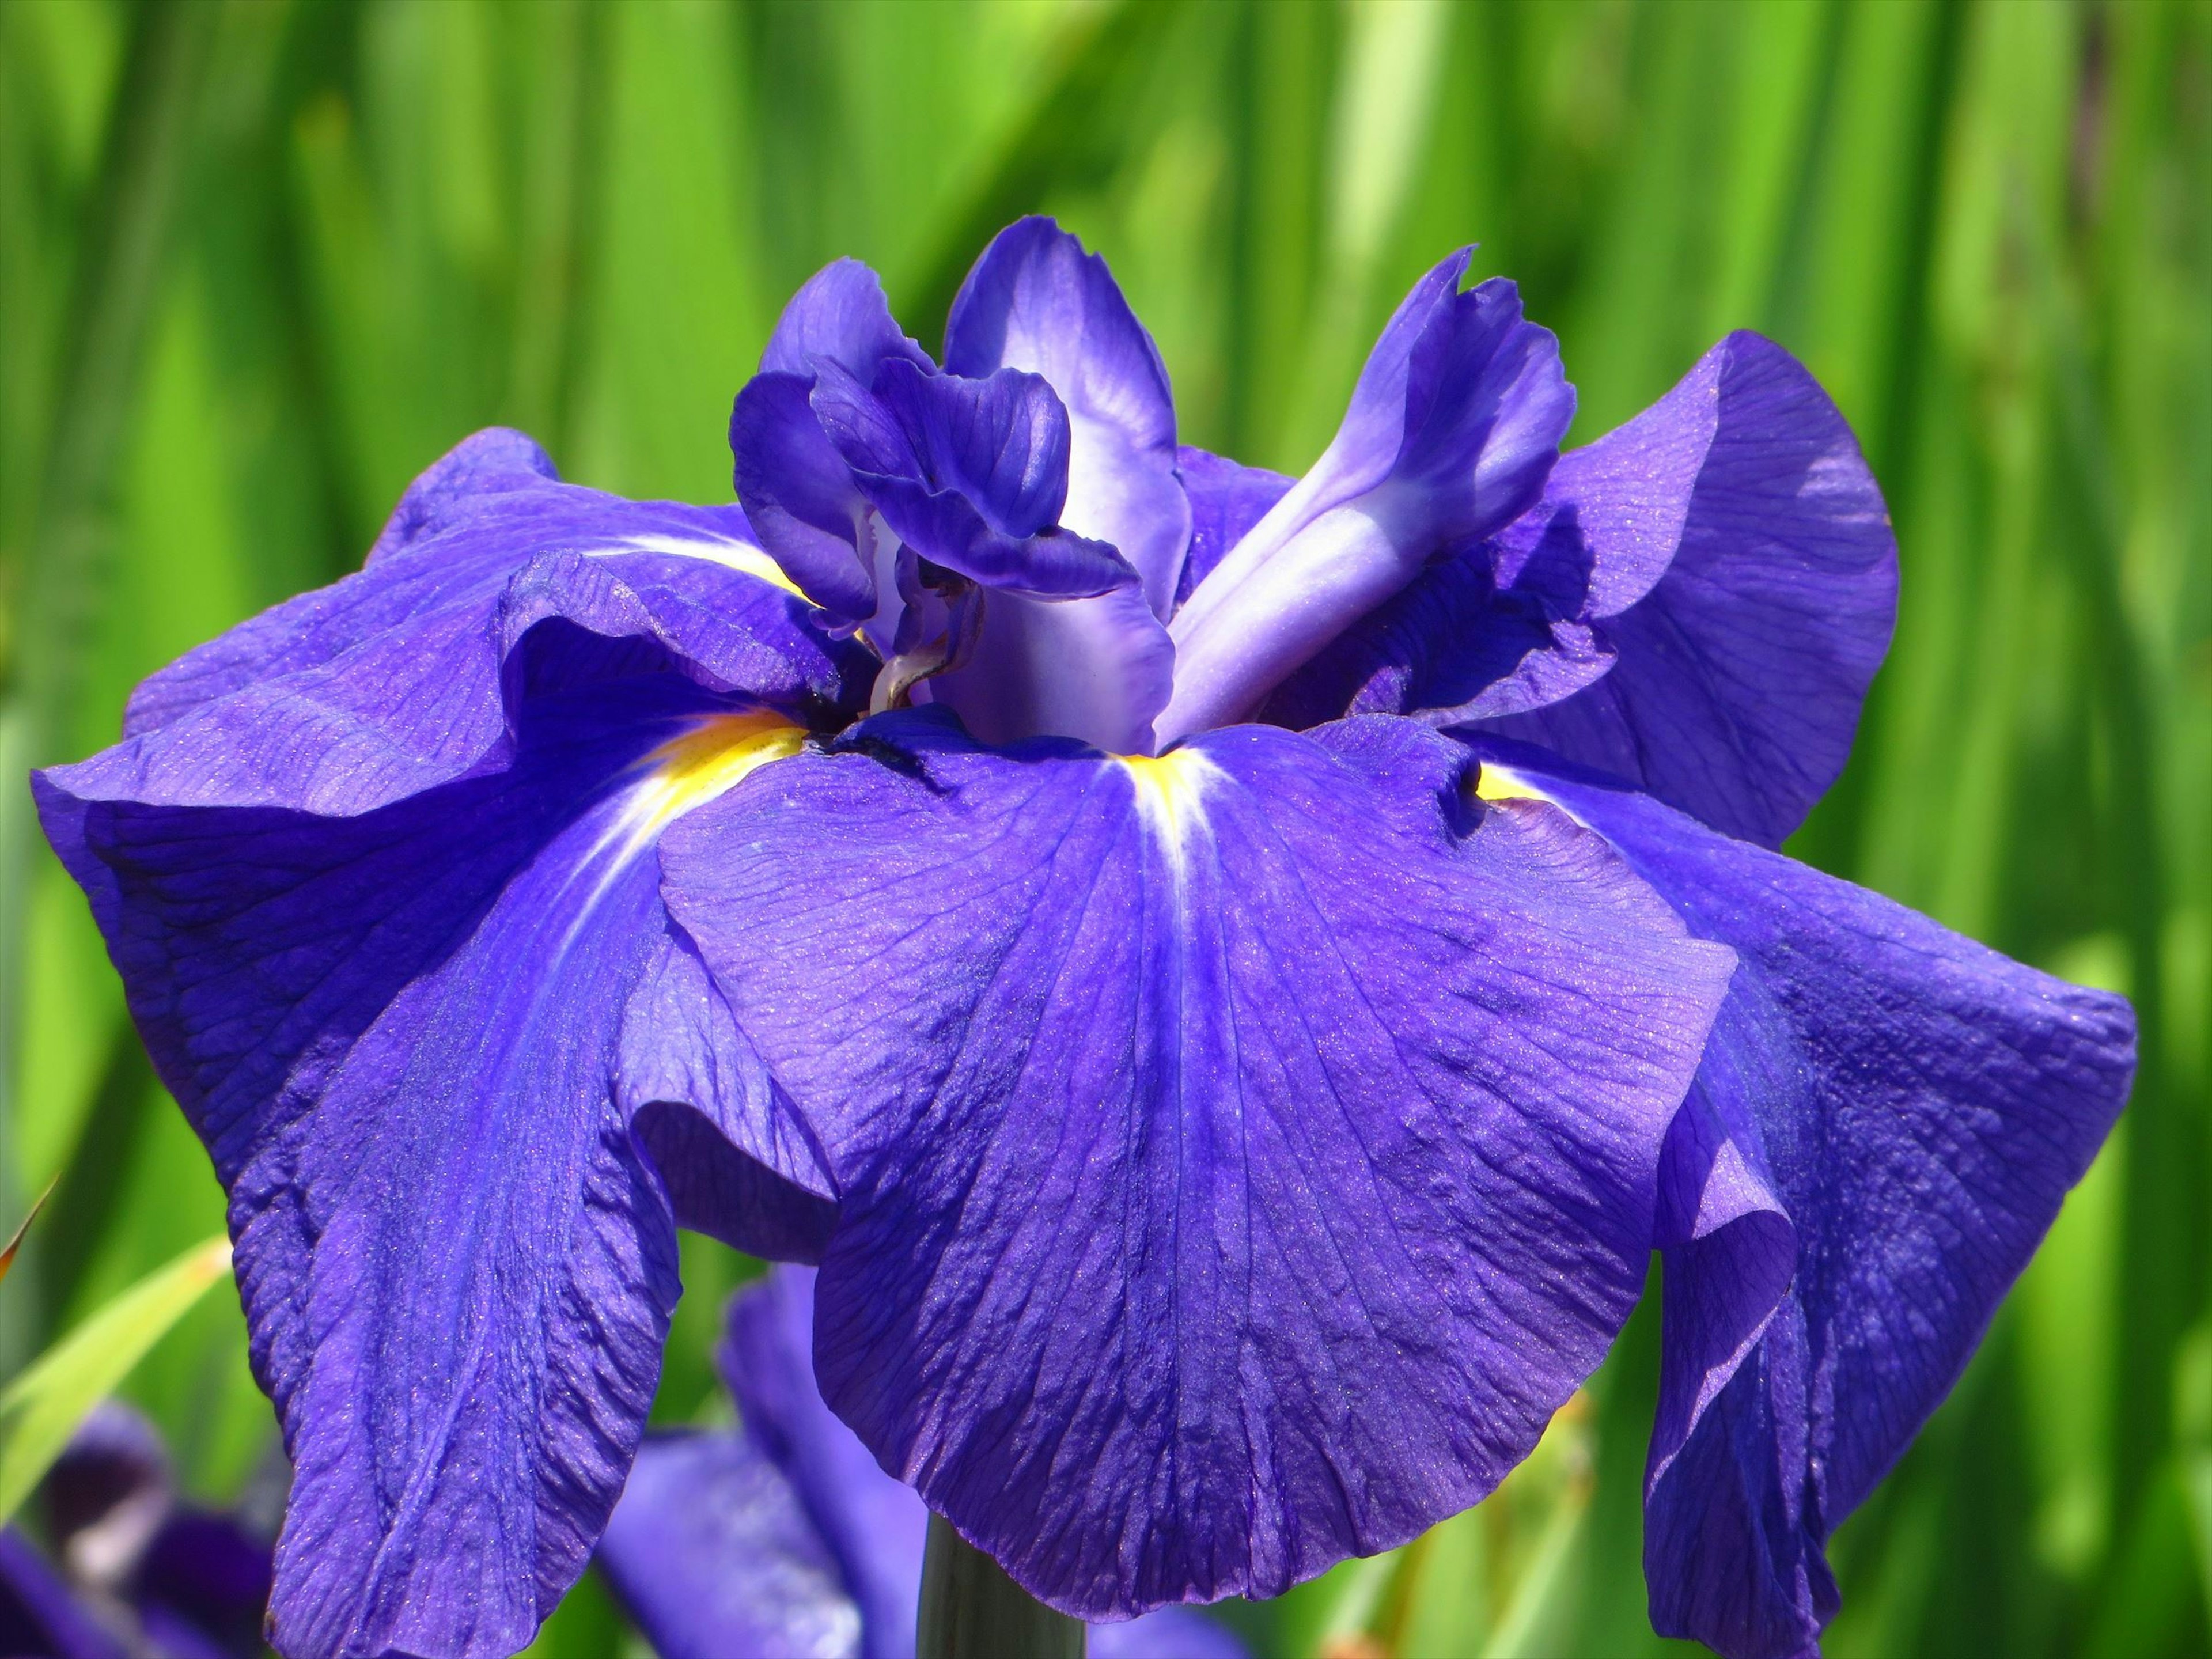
[1476,334,1897,847]
[722,1269,927,1659]
[1162,260,1572,741]
[37,673,828,1658]
[760,257,934,382]
[620,930,839,1264]
[599,1430,862,1659]
[1467,740,2134,1659]
[47,695,687,1658]
[658,710,1734,1618]
[1172,446,1291,611]
[35,437,861,1659]
[944,218,1192,616]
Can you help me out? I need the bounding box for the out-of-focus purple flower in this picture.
[33,212,2134,1659]
[0,1404,274,1659]
[599,1268,1246,1659]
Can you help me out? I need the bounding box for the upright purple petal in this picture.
[1257,516,1615,733]
[1478,335,1897,846]
[658,710,1733,1618]
[944,218,1192,617]
[732,261,933,627]
[1162,261,1572,741]
[760,257,934,382]
[599,1431,861,1659]
[813,359,1130,598]
[1470,741,2134,1659]
[730,372,883,622]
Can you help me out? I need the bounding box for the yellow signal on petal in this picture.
[1120,749,1221,868]
[629,712,808,839]
[1473,762,1549,803]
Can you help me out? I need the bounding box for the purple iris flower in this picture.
[0,1404,274,1659]
[32,215,2132,1659]
[599,1266,1245,1659]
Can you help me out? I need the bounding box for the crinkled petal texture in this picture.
[1476,334,1897,847]
[601,1270,1250,1659]
[944,217,1191,617]
[657,710,1734,1618]
[35,430,864,1659]
[1161,257,1573,742]
[1472,744,2134,1659]
[1260,334,1895,849]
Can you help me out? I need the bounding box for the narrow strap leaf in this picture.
[0,1233,233,1525]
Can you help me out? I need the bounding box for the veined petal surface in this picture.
[658,711,1734,1618]
[1471,742,2134,1659]
[108,428,863,812]
[35,435,854,1659]
[601,1271,1249,1659]
[944,217,1191,618]
[1477,334,1897,846]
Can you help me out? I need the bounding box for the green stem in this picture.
[916,1516,1085,1659]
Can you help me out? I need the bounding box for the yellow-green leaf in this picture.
[0,1232,232,1525]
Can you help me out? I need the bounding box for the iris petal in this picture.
[944,217,1191,618]
[35,437,857,1659]
[1172,445,1291,611]
[760,257,934,382]
[1472,741,2134,1659]
[1162,259,1572,741]
[1478,334,1898,847]
[599,1431,862,1659]
[658,710,1733,1618]
[815,358,1131,597]
[602,1270,1251,1659]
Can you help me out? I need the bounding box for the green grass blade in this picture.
[0,1231,231,1525]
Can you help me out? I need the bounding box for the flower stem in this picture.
[916,1514,1085,1658]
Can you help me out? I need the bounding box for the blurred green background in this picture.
[1,0,2207,1654]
